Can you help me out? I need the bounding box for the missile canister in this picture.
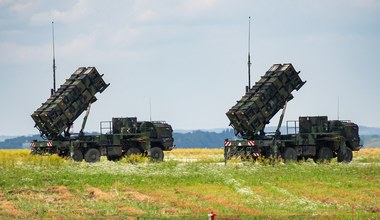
[226,63,305,138]
[31,67,109,138]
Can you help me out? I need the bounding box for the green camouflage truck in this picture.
[31,67,174,162]
[224,63,361,163]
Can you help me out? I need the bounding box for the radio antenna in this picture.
[52,21,56,95]
[149,97,152,121]
[337,96,340,120]
[247,16,252,91]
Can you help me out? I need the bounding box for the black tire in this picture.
[297,156,305,162]
[72,149,83,162]
[126,147,141,157]
[58,150,70,158]
[282,147,297,163]
[315,147,333,163]
[84,148,101,163]
[107,156,122,161]
[150,147,164,161]
[337,147,353,163]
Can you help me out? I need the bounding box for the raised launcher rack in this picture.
[226,63,306,138]
[31,67,109,139]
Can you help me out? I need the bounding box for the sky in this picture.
[0,0,380,136]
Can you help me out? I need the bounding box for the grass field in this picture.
[0,148,379,219]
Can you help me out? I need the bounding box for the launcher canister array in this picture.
[31,67,109,138]
[226,63,306,138]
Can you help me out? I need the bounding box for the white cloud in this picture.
[30,0,91,25]
[10,2,35,13]
[0,42,50,65]
[130,1,172,23]
[135,9,155,22]
[129,0,220,25]
[0,0,12,8]
[179,0,219,13]
[59,33,97,59]
[111,25,142,47]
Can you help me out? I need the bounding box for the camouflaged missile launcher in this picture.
[226,63,305,138]
[31,67,109,139]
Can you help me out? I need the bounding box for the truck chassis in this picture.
[225,116,361,163]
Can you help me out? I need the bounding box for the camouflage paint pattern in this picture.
[31,67,109,139]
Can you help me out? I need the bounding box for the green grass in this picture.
[0,149,379,219]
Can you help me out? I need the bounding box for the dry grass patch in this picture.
[355,148,380,155]
[353,148,380,162]
[86,186,114,201]
[119,206,145,216]
[161,206,182,215]
[8,186,75,204]
[165,148,224,162]
[47,186,74,201]
[0,191,26,218]
[124,188,150,203]
[147,184,260,216]
[169,148,223,156]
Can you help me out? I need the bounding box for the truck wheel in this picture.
[107,156,121,161]
[126,147,141,156]
[297,156,305,162]
[337,147,353,163]
[283,147,297,163]
[315,147,333,163]
[59,150,70,158]
[72,149,83,162]
[84,148,101,163]
[150,147,164,161]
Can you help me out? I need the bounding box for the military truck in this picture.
[224,63,361,163]
[31,67,174,162]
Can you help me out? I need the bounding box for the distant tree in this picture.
[173,129,236,148]
[0,135,42,149]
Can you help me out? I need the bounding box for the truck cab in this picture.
[329,120,361,151]
[139,121,174,151]
[112,117,175,151]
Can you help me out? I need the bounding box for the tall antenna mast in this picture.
[52,21,56,95]
[149,97,152,121]
[247,16,252,91]
[337,96,340,120]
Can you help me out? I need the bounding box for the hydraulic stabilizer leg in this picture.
[79,103,92,137]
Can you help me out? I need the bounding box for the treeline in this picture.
[0,130,237,149]
[0,135,42,149]
[173,129,236,148]
[360,135,380,148]
[1,130,379,149]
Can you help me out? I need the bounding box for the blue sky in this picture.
[0,0,379,135]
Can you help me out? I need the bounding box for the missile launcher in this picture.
[31,67,109,139]
[226,63,305,138]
